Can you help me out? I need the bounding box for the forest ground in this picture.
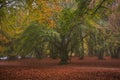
[0,57,120,80]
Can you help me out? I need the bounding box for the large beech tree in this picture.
[0,0,120,63]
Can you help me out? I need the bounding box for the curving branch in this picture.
[92,0,107,15]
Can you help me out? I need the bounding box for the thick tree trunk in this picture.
[59,52,69,64]
[59,47,69,64]
[59,35,70,64]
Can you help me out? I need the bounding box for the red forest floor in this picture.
[0,57,120,80]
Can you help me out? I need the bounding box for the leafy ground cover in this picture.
[0,57,120,80]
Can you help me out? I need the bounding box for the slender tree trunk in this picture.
[79,37,84,59]
[112,47,120,59]
[98,48,104,60]
[35,48,43,59]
